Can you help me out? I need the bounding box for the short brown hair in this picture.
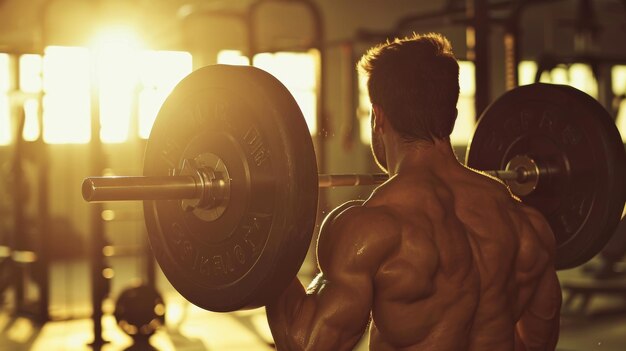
[358,33,460,142]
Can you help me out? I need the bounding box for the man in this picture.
[266,33,561,351]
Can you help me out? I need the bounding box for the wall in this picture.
[0,0,625,256]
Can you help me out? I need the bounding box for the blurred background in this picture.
[0,0,625,350]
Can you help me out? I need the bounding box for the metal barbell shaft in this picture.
[483,170,520,181]
[318,173,389,187]
[82,176,200,202]
[83,174,388,202]
[82,169,526,203]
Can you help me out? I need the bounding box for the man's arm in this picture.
[515,208,562,351]
[266,204,399,351]
[514,267,561,351]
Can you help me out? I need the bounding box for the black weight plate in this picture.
[143,65,318,311]
[114,284,165,336]
[466,83,626,270]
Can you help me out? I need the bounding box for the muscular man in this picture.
[266,33,561,351]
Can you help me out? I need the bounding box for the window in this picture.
[138,51,192,139]
[518,61,598,98]
[42,46,91,144]
[217,49,319,134]
[217,50,250,66]
[1,47,192,144]
[614,65,626,142]
[453,61,476,145]
[19,54,42,141]
[519,62,626,141]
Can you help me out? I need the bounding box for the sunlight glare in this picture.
[42,46,91,144]
[23,99,41,141]
[91,27,143,143]
[253,50,318,134]
[138,51,192,139]
[19,54,43,93]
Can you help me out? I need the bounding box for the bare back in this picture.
[364,166,560,351]
[266,162,561,351]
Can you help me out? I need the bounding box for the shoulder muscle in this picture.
[317,205,401,276]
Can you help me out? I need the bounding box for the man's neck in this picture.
[387,138,460,176]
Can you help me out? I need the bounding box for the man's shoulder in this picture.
[317,203,402,272]
[324,203,402,244]
[517,204,556,251]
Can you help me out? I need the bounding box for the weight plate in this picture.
[144,65,318,311]
[114,284,165,336]
[466,83,626,270]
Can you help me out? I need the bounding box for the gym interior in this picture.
[1,0,626,350]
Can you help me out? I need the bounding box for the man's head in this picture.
[358,33,460,171]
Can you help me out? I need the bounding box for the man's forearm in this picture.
[266,278,309,350]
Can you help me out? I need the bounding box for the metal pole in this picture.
[467,0,491,116]
[83,169,526,203]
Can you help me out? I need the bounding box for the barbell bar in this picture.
[82,169,524,203]
[81,65,626,312]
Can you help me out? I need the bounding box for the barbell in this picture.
[82,65,626,312]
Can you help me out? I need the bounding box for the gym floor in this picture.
[0,256,625,351]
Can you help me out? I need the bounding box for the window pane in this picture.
[568,63,597,97]
[138,89,168,139]
[252,50,318,134]
[254,52,316,89]
[0,53,9,91]
[616,100,626,143]
[20,54,43,93]
[98,49,137,143]
[23,98,41,141]
[139,51,192,92]
[292,90,317,135]
[613,65,626,143]
[43,46,91,93]
[518,60,598,98]
[138,51,192,139]
[43,93,91,144]
[518,61,538,86]
[358,71,371,145]
[612,66,626,96]
[451,95,476,146]
[459,61,475,96]
[452,62,476,145]
[42,46,91,143]
[217,50,250,66]
[100,87,133,143]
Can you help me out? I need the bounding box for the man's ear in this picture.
[372,104,385,133]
